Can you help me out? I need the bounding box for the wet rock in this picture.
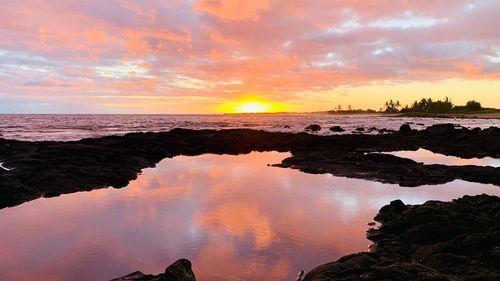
[355,127,365,131]
[375,199,408,223]
[305,124,321,132]
[329,126,345,132]
[399,124,412,135]
[110,272,154,281]
[378,128,395,134]
[111,258,196,281]
[482,126,500,137]
[164,259,197,281]
[303,195,500,281]
[470,127,481,134]
[425,124,457,135]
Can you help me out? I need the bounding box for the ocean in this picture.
[0,113,498,141]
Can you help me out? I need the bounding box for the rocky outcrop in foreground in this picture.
[1,124,499,208]
[111,259,196,281]
[304,194,500,281]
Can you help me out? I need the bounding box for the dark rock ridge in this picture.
[330,126,345,132]
[0,124,499,208]
[305,124,322,131]
[303,194,500,281]
[111,258,196,281]
[399,123,412,135]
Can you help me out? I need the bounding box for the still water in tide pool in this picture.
[0,152,499,281]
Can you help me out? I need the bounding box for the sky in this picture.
[0,0,499,113]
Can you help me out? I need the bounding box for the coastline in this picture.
[303,194,500,280]
[307,111,500,119]
[393,112,500,119]
[356,112,500,119]
[1,124,499,208]
[0,125,498,280]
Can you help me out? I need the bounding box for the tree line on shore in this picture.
[383,97,493,114]
[319,97,497,115]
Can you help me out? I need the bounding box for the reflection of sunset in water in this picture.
[0,152,499,281]
[198,202,274,250]
[384,148,500,167]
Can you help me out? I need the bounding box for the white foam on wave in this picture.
[0,162,12,171]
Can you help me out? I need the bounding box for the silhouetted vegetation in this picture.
[325,108,377,114]
[384,100,401,113]
[312,98,497,115]
[454,100,483,112]
[383,98,499,114]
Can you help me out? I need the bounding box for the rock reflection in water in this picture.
[0,151,499,281]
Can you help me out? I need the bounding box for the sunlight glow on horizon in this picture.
[238,102,269,113]
[216,97,289,114]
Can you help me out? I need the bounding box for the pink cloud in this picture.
[194,0,270,21]
[0,0,499,112]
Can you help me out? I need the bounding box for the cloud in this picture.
[194,0,269,21]
[0,0,500,112]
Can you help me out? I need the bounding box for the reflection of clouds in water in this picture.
[198,202,274,250]
[385,148,500,167]
[0,151,499,281]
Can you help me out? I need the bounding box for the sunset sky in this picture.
[1,0,499,113]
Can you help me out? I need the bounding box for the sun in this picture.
[238,102,270,113]
[216,97,289,113]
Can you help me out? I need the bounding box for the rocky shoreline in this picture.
[303,194,500,281]
[112,194,500,280]
[0,124,499,209]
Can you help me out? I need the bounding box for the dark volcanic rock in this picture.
[399,124,412,135]
[111,258,196,281]
[303,194,500,281]
[164,259,196,281]
[378,128,395,134]
[305,124,322,132]
[375,199,408,223]
[329,126,345,132]
[0,126,499,209]
[425,123,457,136]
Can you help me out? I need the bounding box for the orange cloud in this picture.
[84,27,108,44]
[2,0,500,113]
[194,0,269,20]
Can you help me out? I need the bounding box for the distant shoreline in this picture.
[389,112,500,119]
[226,111,500,119]
[317,111,500,119]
